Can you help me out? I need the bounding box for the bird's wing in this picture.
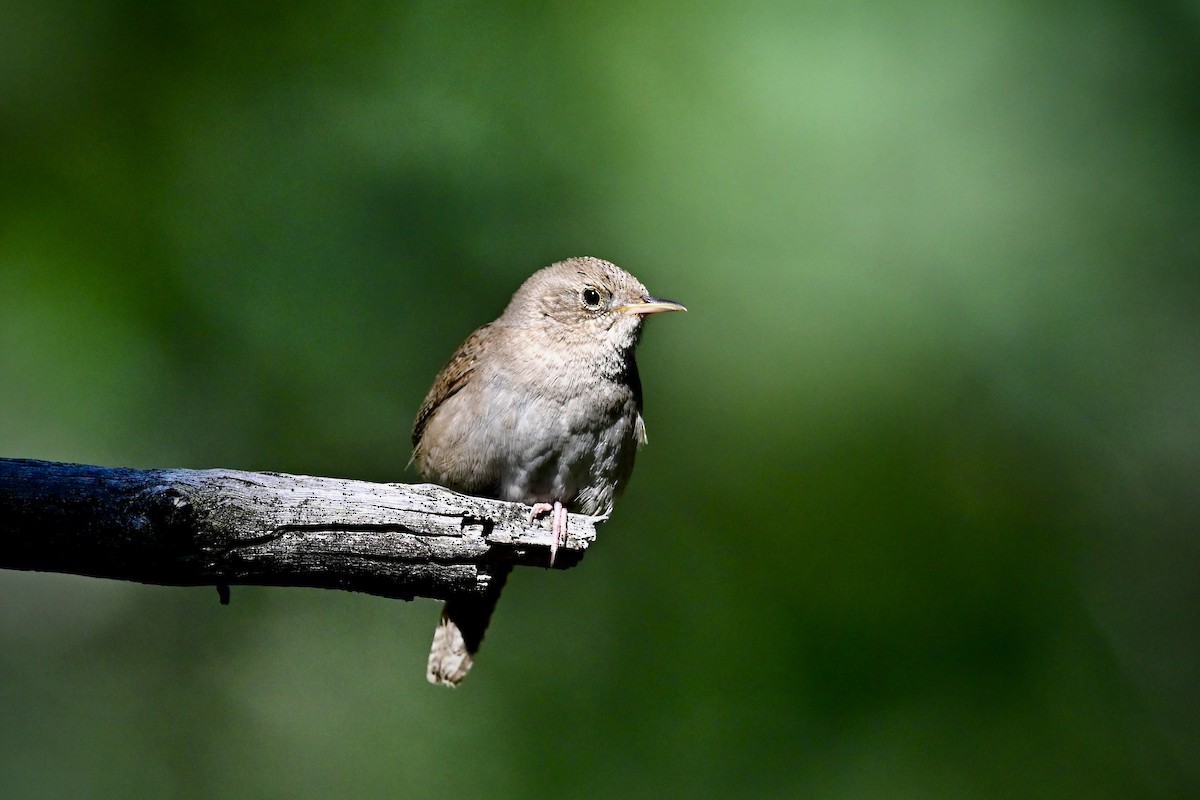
[411,323,493,451]
[628,352,648,446]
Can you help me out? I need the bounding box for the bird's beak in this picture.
[616,296,687,315]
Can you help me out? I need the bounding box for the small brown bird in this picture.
[411,256,685,686]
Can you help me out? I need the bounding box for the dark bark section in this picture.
[0,458,596,601]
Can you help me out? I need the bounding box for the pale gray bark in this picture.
[0,458,597,602]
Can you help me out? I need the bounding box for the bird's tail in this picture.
[427,565,511,686]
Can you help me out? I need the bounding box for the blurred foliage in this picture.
[2,1,1199,798]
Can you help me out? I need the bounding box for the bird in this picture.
[411,256,685,686]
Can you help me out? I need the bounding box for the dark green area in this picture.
[2,2,1198,798]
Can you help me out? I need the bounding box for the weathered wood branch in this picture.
[0,458,598,602]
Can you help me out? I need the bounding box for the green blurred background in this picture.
[2,1,1198,798]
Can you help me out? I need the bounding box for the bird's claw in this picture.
[528,502,554,522]
[529,501,568,567]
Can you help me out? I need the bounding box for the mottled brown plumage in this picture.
[412,256,684,686]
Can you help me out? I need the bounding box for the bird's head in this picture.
[500,256,685,354]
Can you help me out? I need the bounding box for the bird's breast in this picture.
[416,359,642,515]
[486,376,639,515]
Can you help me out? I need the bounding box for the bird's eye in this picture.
[581,287,603,309]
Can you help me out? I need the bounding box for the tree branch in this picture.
[0,458,598,602]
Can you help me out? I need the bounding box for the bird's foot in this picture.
[528,502,554,522]
[529,501,569,567]
[550,502,569,567]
